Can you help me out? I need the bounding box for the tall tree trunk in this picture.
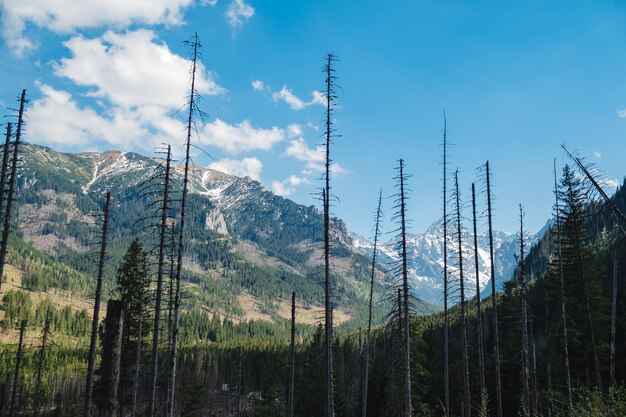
[553,159,572,409]
[168,33,201,417]
[610,253,618,385]
[84,192,111,417]
[131,280,147,417]
[530,317,538,417]
[0,123,12,231]
[323,53,337,417]
[485,161,503,417]
[9,320,26,417]
[454,171,471,417]
[0,90,26,294]
[396,287,404,415]
[34,310,51,417]
[396,159,412,417]
[148,145,172,417]
[168,225,176,354]
[471,184,486,401]
[100,300,124,417]
[578,246,603,392]
[288,291,296,417]
[442,114,450,417]
[518,205,530,417]
[236,348,242,417]
[361,190,382,417]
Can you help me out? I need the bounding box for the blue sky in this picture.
[1,0,625,238]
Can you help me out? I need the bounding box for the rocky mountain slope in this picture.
[9,143,403,329]
[6,142,546,327]
[351,218,543,306]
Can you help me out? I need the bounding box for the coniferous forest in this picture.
[1,23,626,417]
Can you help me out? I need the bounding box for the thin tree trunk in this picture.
[0,123,12,231]
[518,205,530,417]
[323,53,337,417]
[530,318,538,417]
[236,348,242,417]
[288,291,296,417]
[168,33,200,417]
[9,320,26,417]
[485,161,503,417]
[442,114,450,417]
[361,190,382,417]
[167,225,176,354]
[0,90,26,294]
[397,287,404,415]
[84,192,111,417]
[166,224,176,412]
[131,280,146,417]
[34,310,51,417]
[610,253,618,385]
[397,159,412,417]
[148,145,172,417]
[553,159,572,409]
[454,171,471,417]
[100,300,124,417]
[471,184,486,400]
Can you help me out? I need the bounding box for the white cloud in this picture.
[54,30,224,109]
[593,151,602,161]
[199,118,286,153]
[272,87,307,110]
[283,137,347,176]
[271,86,326,110]
[618,108,626,118]
[310,90,326,106]
[272,175,309,196]
[287,123,302,137]
[251,80,265,91]
[28,83,151,148]
[209,157,263,180]
[1,0,196,55]
[225,0,254,28]
[602,178,620,189]
[200,0,218,5]
[284,137,324,170]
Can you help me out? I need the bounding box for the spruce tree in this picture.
[115,239,150,416]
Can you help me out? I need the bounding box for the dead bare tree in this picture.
[484,161,502,417]
[84,191,111,417]
[100,300,124,417]
[529,317,538,417]
[553,159,572,410]
[168,33,203,417]
[131,271,147,417]
[33,309,52,417]
[453,170,471,417]
[610,253,619,385]
[517,205,530,417]
[148,144,173,417]
[392,159,412,417]
[562,145,626,238]
[0,123,11,224]
[441,114,450,417]
[0,90,26,294]
[322,52,339,417]
[9,320,26,417]
[471,183,486,404]
[361,190,383,417]
[288,291,296,417]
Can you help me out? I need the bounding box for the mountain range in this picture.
[2,143,544,329]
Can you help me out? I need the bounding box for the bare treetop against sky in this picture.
[0,0,625,236]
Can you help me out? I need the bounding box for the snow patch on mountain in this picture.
[352,220,540,306]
